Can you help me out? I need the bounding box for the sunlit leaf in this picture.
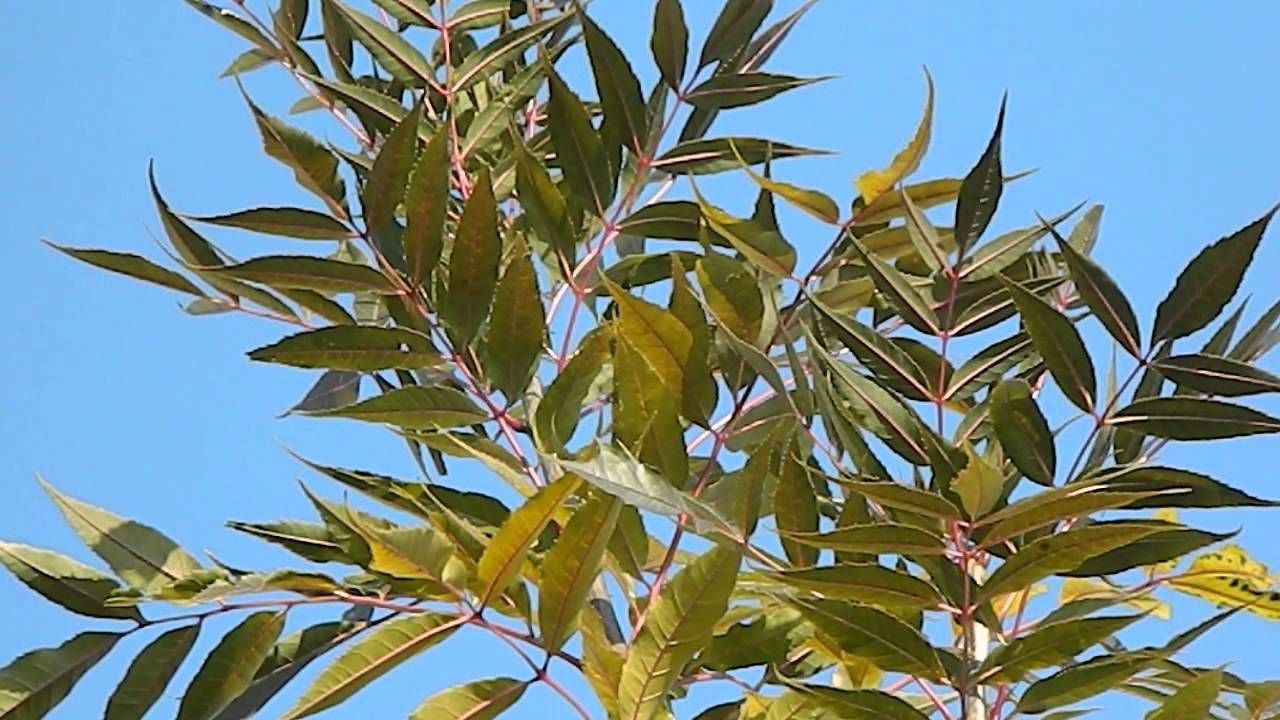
[0,542,142,621]
[1168,545,1280,621]
[538,492,622,655]
[855,69,933,205]
[978,524,1166,602]
[979,614,1144,684]
[478,475,578,606]
[249,326,440,371]
[0,631,120,720]
[299,385,488,429]
[177,611,286,720]
[792,598,945,680]
[409,677,528,720]
[105,625,199,720]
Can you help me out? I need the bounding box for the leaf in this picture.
[977,486,1160,547]
[1168,545,1280,621]
[946,332,1034,401]
[212,622,350,720]
[331,0,433,86]
[547,67,613,216]
[1144,668,1222,720]
[0,542,142,621]
[286,370,361,415]
[784,523,946,555]
[187,207,352,240]
[176,611,286,720]
[1109,397,1280,440]
[208,255,393,293]
[228,520,345,564]
[954,95,1006,257]
[148,166,223,269]
[797,685,929,720]
[1017,651,1163,715]
[538,492,622,655]
[792,599,945,680]
[1093,465,1280,509]
[41,480,201,593]
[515,144,576,265]
[0,631,120,720]
[837,480,962,520]
[990,378,1056,486]
[669,258,717,425]
[686,72,825,110]
[651,0,688,90]
[653,137,829,175]
[767,564,944,608]
[732,145,839,224]
[485,243,546,401]
[183,0,277,52]
[618,544,740,720]
[477,475,579,606]
[1003,276,1096,413]
[977,523,1166,602]
[849,237,939,333]
[1153,206,1276,343]
[363,106,420,232]
[855,69,934,205]
[1053,225,1142,357]
[409,677,528,720]
[583,12,647,154]
[979,614,1144,684]
[854,172,1032,227]
[534,327,611,451]
[696,252,764,343]
[283,613,464,719]
[1153,354,1280,397]
[443,167,501,348]
[959,204,1082,281]
[775,453,819,566]
[404,125,449,283]
[452,15,572,93]
[700,607,806,673]
[581,606,625,716]
[247,100,347,213]
[45,243,205,296]
[104,625,200,720]
[952,444,1006,519]
[249,326,441,371]
[299,385,488,429]
[699,0,771,68]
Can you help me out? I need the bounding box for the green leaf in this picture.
[547,67,614,216]
[954,95,1006,257]
[837,480,962,520]
[283,613,464,719]
[41,480,201,593]
[698,0,771,68]
[105,625,200,720]
[300,385,488,429]
[45,243,205,296]
[477,475,579,606]
[952,444,1006,519]
[331,0,433,87]
[797,685,929,720]
[1017,651,1163,715]
[247,100,347,213]
[452,15,572,93]
[767,564,945,608]
[618,544,740,720]
[855,69,933,205]
[977,487,1160,547]
[444,168,501,348]
[653,137,829,176]
[0,631,120,720]
[651,0,688,90]
[1068,522,1231,577]
[1153,206,1276,343]
[813,296,932,400]
[849,237,939,333]
[1003,276,1096,413]
[1053,224,1142,357]
[208,255,393,293]
[792,598,945,680]
[990,378,1056,486]
[1109,397,1280,440]
[959,204,1082,281]
[784,523,945,555]
[775,453,819,567]
[149,165,223,269]
[184,0,277,51]
[854,171,1032,227]
[534,328,611,451]
[363,106,420,232]
[228,520,346,564]
[1144,668,1222,720]
[819,357,933,466]
[212,622,350,720]
[686,72,825,110]
[538,492,622,655]
[409,677,528,720]
[404,125,449,283]
[979,614,1144,684]
[669,258,718,425]
[177,611,286,720]
[733,144,839,224]
[249,326,440,371]
[516,143,576,265]
[1153,354,1280,397]
[946,332,1033,401]
[188,207,352,240]
[485,242,546,401]
[696,252,765,343]
[583,12,647,154]
[978,523,1167,602]
[699,607,806,673]
[1091,465,1280,509]
[0,542,142,621]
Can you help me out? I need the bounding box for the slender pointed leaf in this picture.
[176,611,286,720]
[538,492,622,655]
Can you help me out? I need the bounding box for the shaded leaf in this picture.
[978,524,1166,602]
[651,0,688,91]
[228,519,346,564]
[404,125,449,283]
[547,68,613,216]
[699,0,771,68]
[0,631,120,720]
[1091,465,1280,509]
[1109,398,1280,440]
[188,207,352,240]
[299,385,488,429]
[583,12,647,153]
[792,599,945,680]
[105,625,199,720]
[784,523,945,555]
[208,255,393,294]
[1017,651,1163,715]
[1153,354,1280,397]
[485,242,545,401]
[990,378,1056,486]
[1053,225,1141,357]
[332,0,433,87]
[247,101,347,213]
[954,96,1006,256]
[653,137,828,176]
[1003,276,1096,413]
[686,72,825,110]
[444,168,501,348]
[45,243,205,297]
[362,106,420,232]
[177,611,286,720]
[0,542,141,621]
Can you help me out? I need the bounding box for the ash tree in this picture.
[5,1,1280,719]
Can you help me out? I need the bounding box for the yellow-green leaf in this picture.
[105,625,200,720]
[0,542,142,621]
[409,677,528,720]
[538,492,622,655]
[854,69,934,205]
[177,611,286,720]
[477,475,579,606]
[1168,545,1280,621]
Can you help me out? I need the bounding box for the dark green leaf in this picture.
[286,370,361,415]
[209,255,393,293]
[363,107,420,232]
[979,614,1144,684]
[990,378,1056,486]
[515,144,576,265]
[792,598,945,680]
[188,207,352,240]
[300,385,487,429]
[0,631,120,719]
[583,12,647,154]
[653,137,828,176]
[837,480,962,520]
[954,95,1005,257]
[797,685,929,720]
[785,523,945,555]
[452,15,572,94]
[1153,354,1280,397]
[485,243,545,401]
[249,326,440,371]
[177,612,286,720]
[332,0,433,86]
[699,0,771,68]
[1017,651,1163,715]
[227,519,347,564]
[1090,465,1280,509]
[246,100,347,214]
[183,0,277,52]
[1003,277,1096,413]
[1067,522,1231,577]
[0,542,142,621]
[1153,206,1276,343]
[1109,397,1280,440]
[651,0,688,90]
[547,67,614,216]
[404,125,449,283]
[45,243,205,296]
[978,524,1166,602]
[105,625,199,720]
[850,238,939,333]
[768,564,944,608]
[686,72,825,110]
[1053,225,1142,357]
[444,168,501,348]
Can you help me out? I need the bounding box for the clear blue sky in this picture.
[2,2,1279,718]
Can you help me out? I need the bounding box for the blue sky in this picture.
[2,2,1279,718]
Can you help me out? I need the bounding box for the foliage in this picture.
[6,1,1280,718]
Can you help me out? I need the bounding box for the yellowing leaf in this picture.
[854,69,934,204]
[1059,577,1170,620]
[1169,545,1280,621]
